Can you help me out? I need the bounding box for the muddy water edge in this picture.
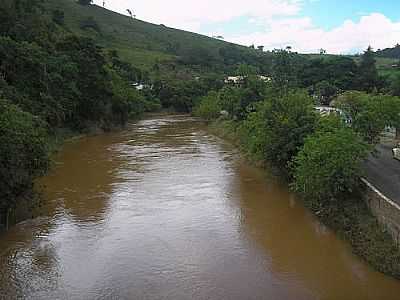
[0,115,399,299]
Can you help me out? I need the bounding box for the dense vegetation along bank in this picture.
[207,118,400,279]
[2,1,400,280]
[0,0,159,221]
[192,37,400,280]
[195,72,400,278]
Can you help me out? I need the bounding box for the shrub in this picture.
[0,99,50,210]
[241,90,317,170]
[194,91,221,121]
[292,125,369,203]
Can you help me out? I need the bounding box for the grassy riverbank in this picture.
[208,118,400,279]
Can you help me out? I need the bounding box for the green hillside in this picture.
[45,0,267,72]
[376,44,400,59]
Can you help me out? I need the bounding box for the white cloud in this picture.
[94,0,302,31]
[94,1,400,54]
[228,13,400,54]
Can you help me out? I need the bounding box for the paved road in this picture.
[363,144,400,204]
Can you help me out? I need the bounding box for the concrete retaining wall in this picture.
[362,178,400,246]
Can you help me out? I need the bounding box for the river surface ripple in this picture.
[0,115,399,300]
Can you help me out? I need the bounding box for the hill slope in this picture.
[46,0,266,72]
[376,44,400,59]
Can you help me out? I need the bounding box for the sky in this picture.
[92,0,400,54]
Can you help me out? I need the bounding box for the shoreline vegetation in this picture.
[205,117,400,279]
[2,0,400,281]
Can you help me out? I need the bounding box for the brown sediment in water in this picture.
[0,115,399,299]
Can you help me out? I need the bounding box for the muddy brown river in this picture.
[0,115,399,299]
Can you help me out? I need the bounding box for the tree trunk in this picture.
[396,127,400,140]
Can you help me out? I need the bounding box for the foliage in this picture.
[313,80,339,105]
[271,48,302,90]
[79,16,101,33]
[194,76,269,120]
[241,90,317,170]
[0,0,160,214]
[0,99,50,210]
[218,87,247,119]
[301,56,357,90]
[292,120,369,202]
[108,69,146,124]
[336,91,400,143]
[152,78,207,112]
[356,46,381,92]
[194,91,221,121]
[390,73,400,96]
[376,44,400,59]
[236,63,259,76]
[306,189,400,279]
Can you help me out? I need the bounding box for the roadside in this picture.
[363,142,400,205]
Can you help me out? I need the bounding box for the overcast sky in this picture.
[92,0,400,54]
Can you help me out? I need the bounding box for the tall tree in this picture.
[357,46,380,92]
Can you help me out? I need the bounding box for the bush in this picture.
[241,90,317,170]
[194,91,221,121]
[0,99,50,210]
[335,91,400,144]
[292,124,369,203]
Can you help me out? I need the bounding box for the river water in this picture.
[0,115,399,299]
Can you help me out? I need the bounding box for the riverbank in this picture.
[0,113,151,232]
[208,118,400,279]
[3,114,400,299]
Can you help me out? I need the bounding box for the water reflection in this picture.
[0,115,399,299]
[234,163,400,300]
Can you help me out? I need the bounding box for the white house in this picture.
[224,75,272,85]
[258,75,272,82]
[224,76,245,85]
[131,83,152,91]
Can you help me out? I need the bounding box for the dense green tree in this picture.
[241,90,317,170]
[236,63,259,76]
[336,91,400,143]
[0,99,50,211]
[179,46,217,67]
[300,56,357,94]
[313,80,339,105]
[271,48,303,91]
[292,122,369,202]
[356,46,380,92]
[153,78,209,112]
[194,91,221,121]
[390,73,400,97]
[218,87,245,119]
[56,35,112,127]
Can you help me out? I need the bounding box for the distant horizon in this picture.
[92,0,400,55]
